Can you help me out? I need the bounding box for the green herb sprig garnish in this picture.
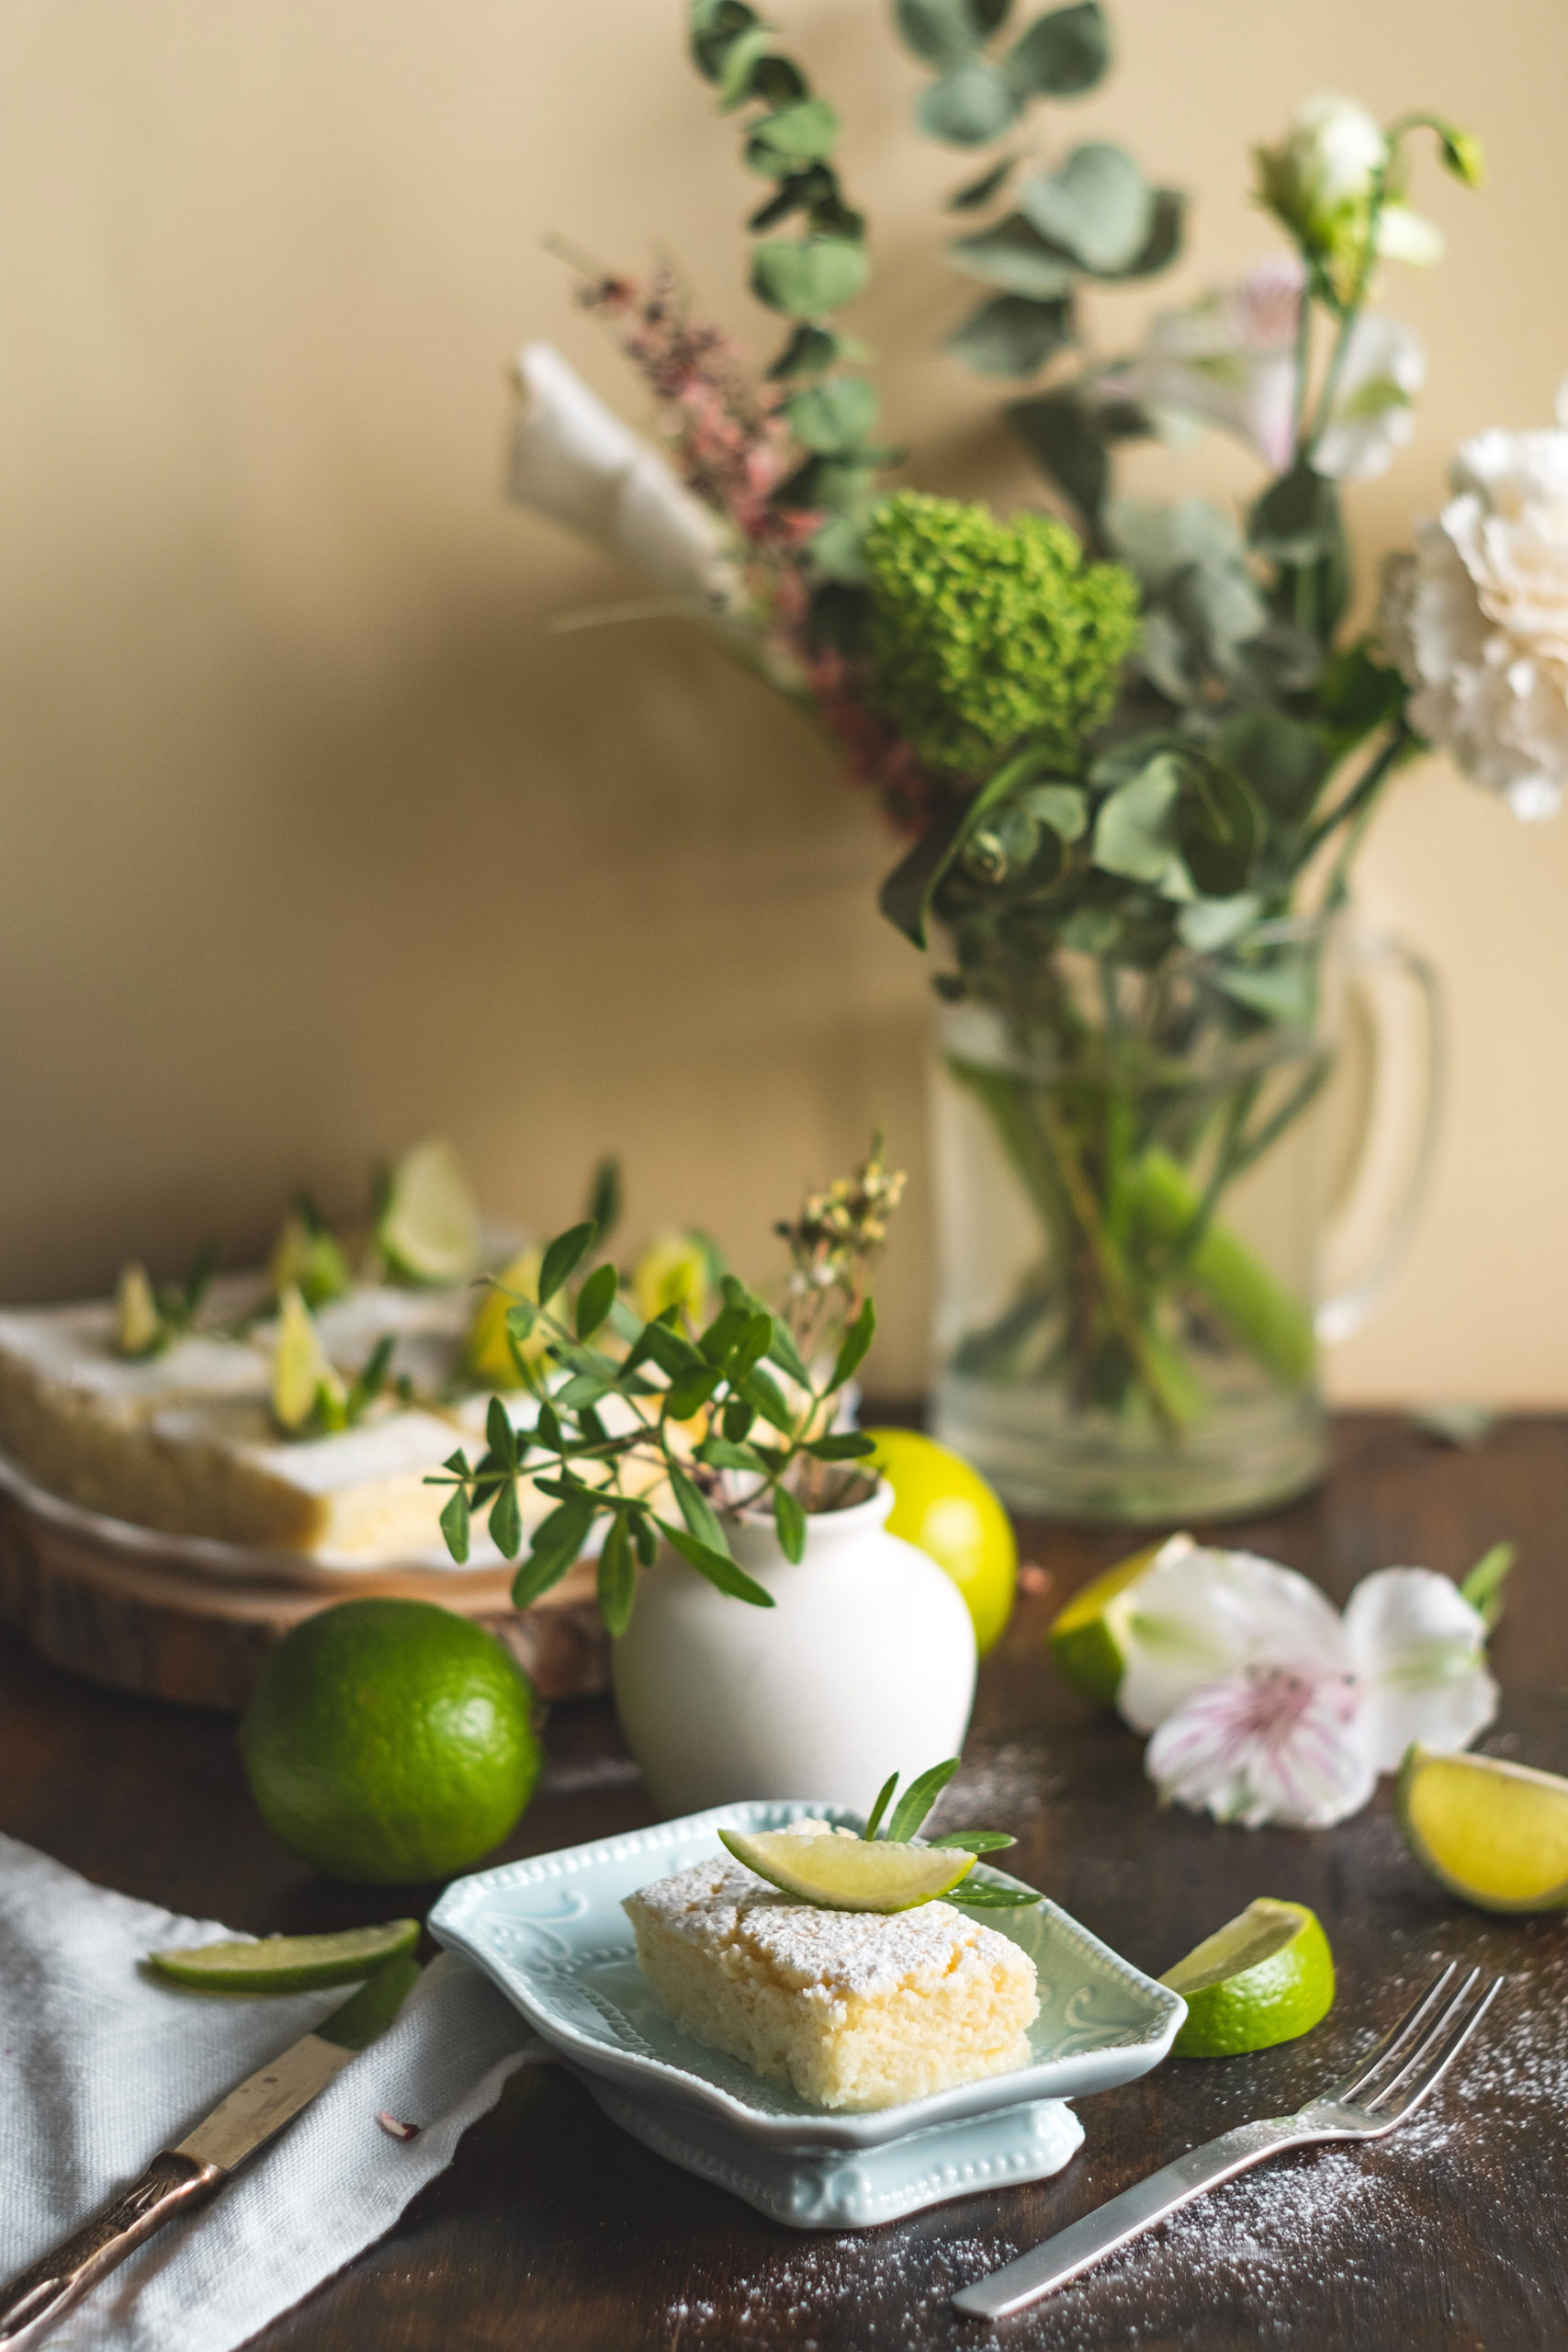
[863,1758,1042,1909]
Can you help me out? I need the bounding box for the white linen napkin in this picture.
[0,1834,547,2351]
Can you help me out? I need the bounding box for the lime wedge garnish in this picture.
[148,1918,419,1993]
[378,1138,482,1285]
[718,1827,976,1912]
[272,1286,346,1431]
[1047,1539,1168,1705]
[1398,1744,1568,1913]
[464,1250,546,1387]
[115,1261,162,1358]
[1161,1897,1334,2056]
[269,1209,352,1310]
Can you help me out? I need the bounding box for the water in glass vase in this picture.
[931,917,1363,1523]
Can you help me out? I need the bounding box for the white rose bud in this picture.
[1255,93,1443,295]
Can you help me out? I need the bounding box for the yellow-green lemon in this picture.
[464,1250,547,1388]
[863,1428,1017,1655]
[239,1599,540,1884]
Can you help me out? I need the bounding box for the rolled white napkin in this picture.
[0,1835,549,2352]
[508,341,737,605]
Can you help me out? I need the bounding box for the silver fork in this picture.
[953,1961,1502,2323]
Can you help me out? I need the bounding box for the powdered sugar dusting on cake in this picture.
[628,1855,1033,1999]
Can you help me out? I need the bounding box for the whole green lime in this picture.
[239,1599,541,1884]
[864,1428,1018,1656]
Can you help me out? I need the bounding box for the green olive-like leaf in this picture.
[596,1513,637,1638]
[773,1483,807,1564]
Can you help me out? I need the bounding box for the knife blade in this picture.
[0,1953,420,2351]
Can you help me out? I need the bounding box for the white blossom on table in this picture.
[1114,1535,1497,1829]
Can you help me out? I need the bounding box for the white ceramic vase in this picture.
[610,1479,977,1817]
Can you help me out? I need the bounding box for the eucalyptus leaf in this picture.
[894,0,977,70]
[1002,0,1108,97]
[1006,390,1107,526]
[1020,143,1151,273]
[1091,757,1184,887]
[1175,758,1261,898]
[788,375,878,452]
[946,292,1073,378]
[1248,462,1341,565]
[948,212,1078,299]
[1178,893,1262,952]
[1101,187,1184,280]
[917,61,1020,146]
[1213,709,1331,822]
[1021,782,1088,841]
[767,322,840,380]
[746,97,840,175]
[947,154,1018,211]
[716,23,774,105]
[750,238,870,318]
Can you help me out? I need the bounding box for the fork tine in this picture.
[1370,1973,1503,2124]
[1361,1967,1484,2111]
[1325,1962,1459,2104]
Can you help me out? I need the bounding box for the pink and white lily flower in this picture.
[1115,1536,1498,1829]
[1101,260,1424,483]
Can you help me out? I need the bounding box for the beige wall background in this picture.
[1,0,1564,1401]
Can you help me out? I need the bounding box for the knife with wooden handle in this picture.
[0,1953,420,2351]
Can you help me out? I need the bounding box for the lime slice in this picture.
[1398,1744,1568,1913]
[1160,1897,1334,2057]
[465,1250,546,1388]
[272,1286,346,1431]
[269,1210,352,1311]
[148,1918,420,1992]
[115,1262,162,1358]
[718,1827,976,1912]
[631,1230,710,1326]
[378,1138,482,1285]
[1047,1540,1168,1705]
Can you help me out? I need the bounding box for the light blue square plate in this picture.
[431,1798,1184,2222]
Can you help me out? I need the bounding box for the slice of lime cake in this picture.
[623,1850,1039,2111]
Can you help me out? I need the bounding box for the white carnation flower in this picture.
[1381,387,1568,820]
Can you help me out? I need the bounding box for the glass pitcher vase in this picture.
[929,913,1440,1523]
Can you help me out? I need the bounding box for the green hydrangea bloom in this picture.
[861,492,1141,779]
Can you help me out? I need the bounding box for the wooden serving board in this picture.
[0,1488,608,1712]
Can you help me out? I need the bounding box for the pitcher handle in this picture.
[1315,930,1444,1346]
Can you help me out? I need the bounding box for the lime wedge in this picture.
[272,1286,345,1431]
[718,1827,976,1912]
[148,1918,420,1993]
[269,1210,352,1311]
[1047,1540,1168,1705]
[1161,1897,1334,2057]
[1398,1745,1568,1913]
[115,1262,162,1358]
[378,1138,482,1285]
[465,1249,546,1387]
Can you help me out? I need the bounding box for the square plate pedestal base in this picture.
[579,2074,1084,2231]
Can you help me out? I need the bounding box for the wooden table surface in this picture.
[5,1412,1567,2350]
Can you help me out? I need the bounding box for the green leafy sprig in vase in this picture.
[501,6,1551,1514]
